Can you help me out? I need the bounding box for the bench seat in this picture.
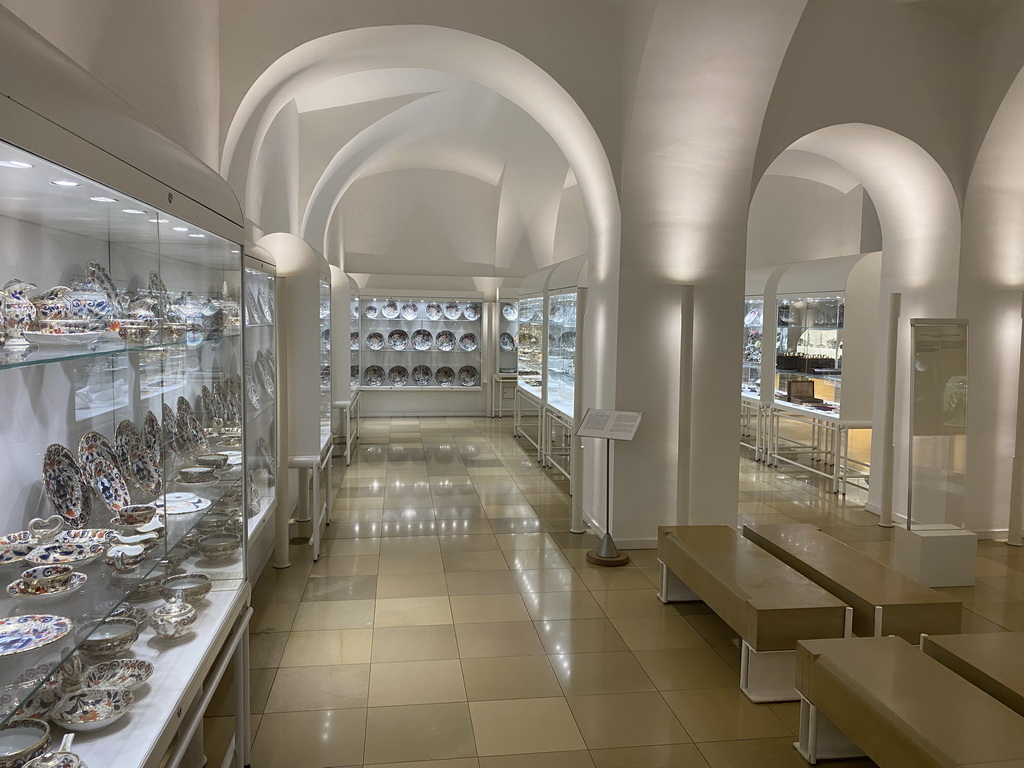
[796,636,1024,766]
[743,523,962,641]
[657,525,849,701]
[922,632,1024,717]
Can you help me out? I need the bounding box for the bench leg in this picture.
[740,642,799,702]
[658,561,701,603]
[795,696,864,764]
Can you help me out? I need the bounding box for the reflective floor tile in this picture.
[488,518,545,534]
[577,567,658,591]
[513,568,587,593]
[547,531,601,550]
[470,697,585,755]
[374,596,454,627]
[369,659,467,706]
[439,534,501,552]
[376,572,450,598]
[302,574,377,602]
[683,613,740,647]
[278,629,373,666]
[494,533,559,551]
[462,655,563,700]
[548,652,656,696]
[610,615,709,651]
[251,708,365,768]
[455,621,546,658]
[379,520,438,537]
[309,555,379,577]
[590,744,711,768]
[252,578,307,604]
[485,506,540,520]
[250,603,298,633]
[696,736,877,767]
[372,624,460,662]
[662,688,791,742]
[590,590,682,618]
[443,551,511,572]
[567,691,691,749]
[372,760,480,768]
[378,553,445,574]
[535,618,629,654]
[446,570,520,596]
[322,537,381,556]
[264,664,369,712]
[382,507,436,522]
[503,549,572,570]
[250,631,289,669]
[434,506,488,520]
[450,594,531,623]
[379,535,441,554]
[364,703,476,764]
[633,648,739,690]
[522,591,607,621]
[292,599,374,631]
[479,752,594,768]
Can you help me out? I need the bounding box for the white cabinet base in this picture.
[893,524,977,587]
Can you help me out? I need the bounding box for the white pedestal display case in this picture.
[331,269,360,466]
[0,111,250,768]
[490,295,518,417]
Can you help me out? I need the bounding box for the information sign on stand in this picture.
[577,409,644,566]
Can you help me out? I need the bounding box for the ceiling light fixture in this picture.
[148,218,170,224]
[0,160,33,169]
[188,233,206,238]
[90,196,118,203]
[50,180,81,187]
[122,208,146,215]
[172,226,189,232]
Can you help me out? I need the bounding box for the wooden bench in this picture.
[922,632,1024,717]
[796,636,1024,766]
[657,525,850,702]
[743,523,962,641]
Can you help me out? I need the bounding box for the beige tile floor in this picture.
[205,416,1024,767]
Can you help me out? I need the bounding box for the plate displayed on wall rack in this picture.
[351,303,360,319]
[502,303,518,321]
[435,366,455,387]
[425,303,443,321]
[411,329,432,351]
[364,304,379,319]
[436,331,457,351]
[363,365,386,386]
[443,302,461,320]
[388,366,409,386]
[350,332,359,350]
[366,332,385,351]
[458,366,480,387]
[42,444,91,529]
[458,333,478,352]
[412,365,432,386]
[387,329,409,351]
[401,302,418,320]
[499,333,515,352]
[0,615,73,657]
[463,303,481,321]
[381,301,400,319]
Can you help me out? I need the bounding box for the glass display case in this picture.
[497,299,519,376]
[775,293,844,409]
[742,297,764,395]
[546,291,577,417]
[517,295,543,398]
[242,260,277,530]
[350,293,360,390]
[0,137,245,731]
[319,280,332,447]
[359,297,483,389]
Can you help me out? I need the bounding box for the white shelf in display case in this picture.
[359,297,484,391]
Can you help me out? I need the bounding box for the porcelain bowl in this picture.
[198,534,241,564]
[111,570,163,602]
[160,573,211,604]
[19,565,73,594]
[51,688,133,733]
[75,618,139,660]
[109,505,157,526]
[178,466,215,484]
[103,603,150,631]
[82,658,154,690]
[195,454,228,470]
[196,512,234,536]
[0,719,50,768]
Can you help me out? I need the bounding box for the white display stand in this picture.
[893,524,977,587]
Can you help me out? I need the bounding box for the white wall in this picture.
[250,100,300,238]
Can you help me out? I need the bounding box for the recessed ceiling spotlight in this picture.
[51,180,81,187]
[122,208,146,215]
[230,250,240,254]
[0,160,33,169]
[148,218,170,223]
[188,233,206,238]
[90,196,118,203]
[172,226,189,232]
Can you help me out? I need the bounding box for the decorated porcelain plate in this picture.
[458,366,480,387]
[42,444,91,529]
[499,332,515,352]
[55,529,117,546]
[350,303,360,319]
[114,420,142,486]
[443,302,461,320]
[364,303,379,319]
[435,366,455,387]
[0,615,73,657]
[143,410,162,459]
[401,302,418,320]
[78,431,122,487]
[24,330,101,346]
[26,542,104,566]
[256,351,275,398]
[154,496,213,515]
[381,300,400,319]
[363,365,386,387]
[182,413,210,456]
[463,303,481,321]
[388,366,409,386]
[366,332,385,351]
[387,329,409,351]
[54,687,134,732]
[350,332,359,351]
[436,330,457,352]
[176,396,194,423]
[0,542,36,567]
[412,365,432,386]
[459,333,478,352]
[7,573,87,603]
[411,329,432,351]
[162,403,183,457]
[501,303,518,321]
[425,302,443,321]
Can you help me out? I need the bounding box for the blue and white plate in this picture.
[0,615,73,657]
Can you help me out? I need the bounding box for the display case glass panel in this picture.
[497,300,519,377]
[0,137,245,726]
[742,297,763,395]
[319,280,332,448]
[775,294,844,410]
[546,291,577,417]
[243,265,276,530]
[516,295,543,398]
[359,297,483,389]
[350,294,360,390]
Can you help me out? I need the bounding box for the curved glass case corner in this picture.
[546,291,577,418]
[742,297,764,395]
[516,295,543,399]
[775,293,844,411]
[497,299,519,378]
[242,264,277,533]
[319,280,332,452]
[0,137,245,727]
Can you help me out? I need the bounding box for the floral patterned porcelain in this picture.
[443,302,461,320]
[82,658,154,690]
[6,573,87,603]
[411,329,432,351]
[435,367,455,387]
[151,591,197,641]
[0,615,72,658]
[412,365,432,386]
[458,333,478,352]
[363,365,386,387]
[255,351,275,398]
[501,303,518,321]
[425,303,443,320]
[387,366,409,386]
[87,457,131,513]
[401,302,418,320]
[2,279,38,348]
[52,688,134,733]
[366,332,384,351]
[26,543,104,567]
[463,302,481,321]
[458,366,480,387]
[499,332,515,352]
[387,329,409,351]
[42,445,91,529]
[381,301,400,319]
